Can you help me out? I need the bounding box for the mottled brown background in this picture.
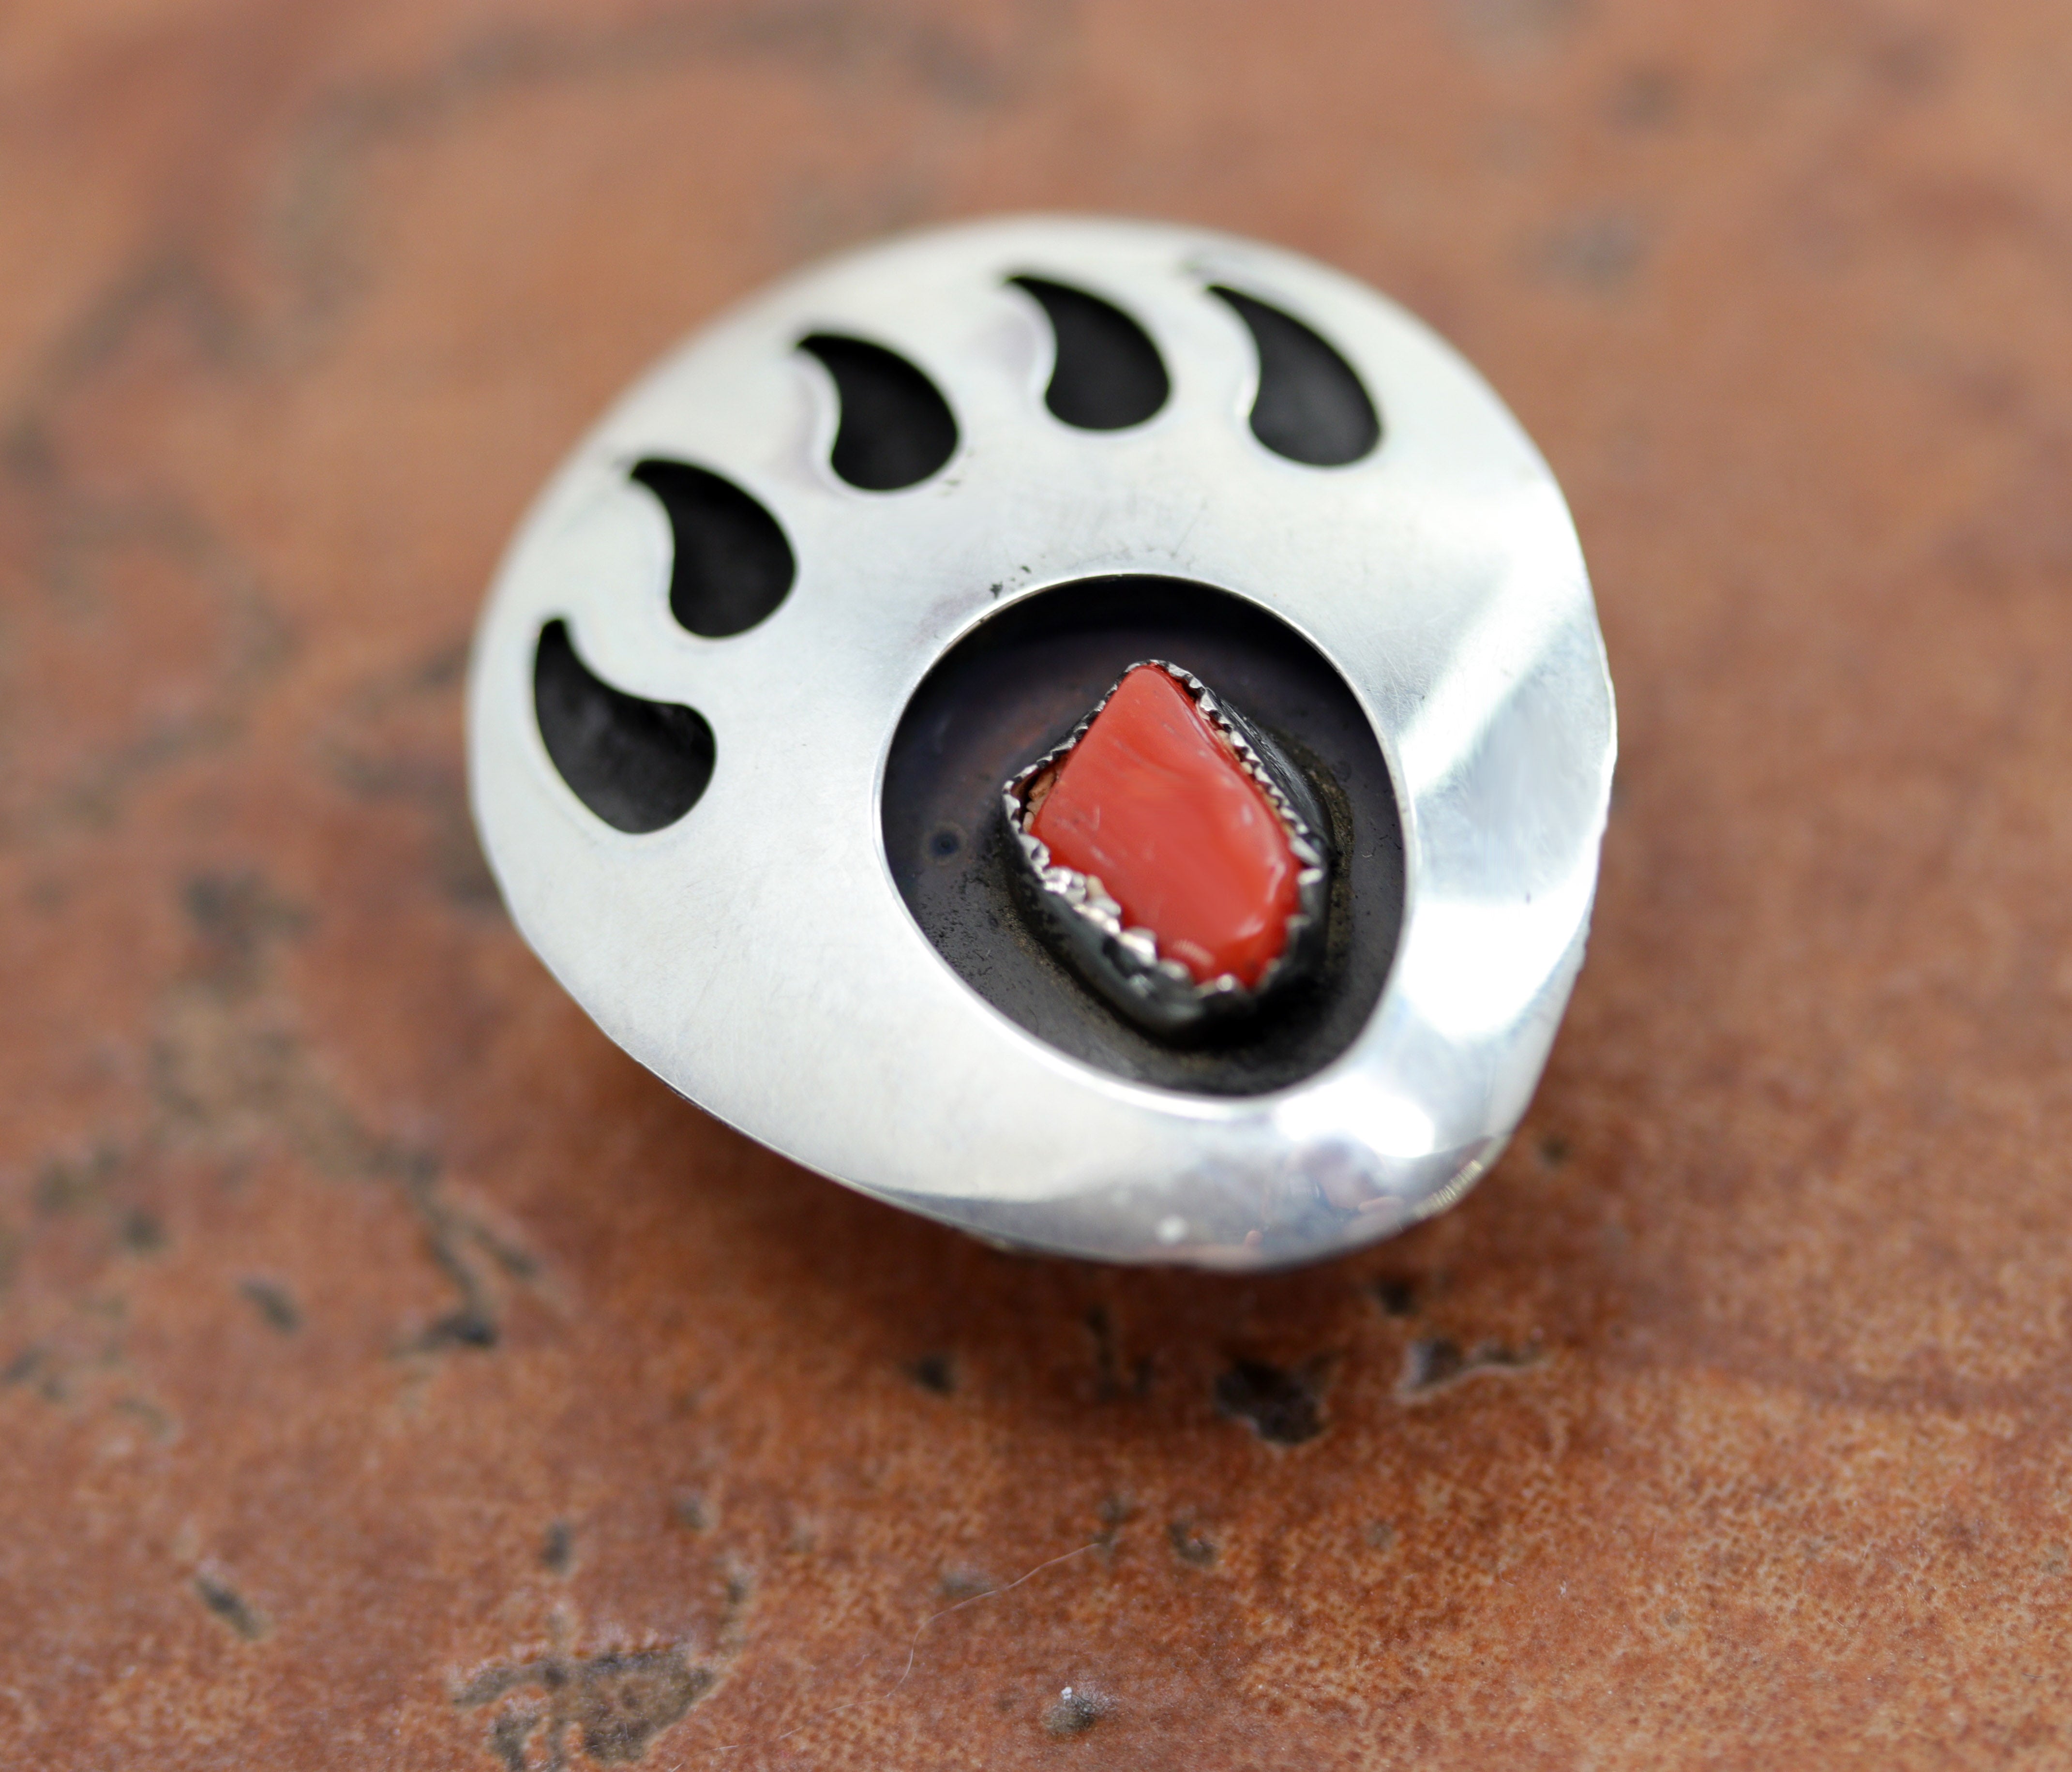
[4,1,2071,1766]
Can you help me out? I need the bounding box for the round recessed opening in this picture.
[881,575,1404,1096]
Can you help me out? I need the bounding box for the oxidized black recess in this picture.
[882,576,1404,1097]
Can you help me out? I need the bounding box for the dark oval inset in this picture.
[798,333,957,491]
[1009,274,1170,431]
[630,459,796,639]
[882,576,1403,1096]
[533,619,714,834]
[1208,285,1381,467]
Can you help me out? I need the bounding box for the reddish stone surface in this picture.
[5,3,2072,1769]
[1029,665,1301,985]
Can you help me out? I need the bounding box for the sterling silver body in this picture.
[467,215,1616,1269]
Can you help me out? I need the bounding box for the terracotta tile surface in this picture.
[5,2,2072,1766]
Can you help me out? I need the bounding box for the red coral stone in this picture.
[1029,665,1302,987]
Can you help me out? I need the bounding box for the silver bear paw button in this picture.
[467,214,1615,1270]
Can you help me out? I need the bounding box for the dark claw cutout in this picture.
[533,619,714,833]
[797,333,958,491]
[1208,286,1381,467]
[630,459,796,639]
[1009,275,1170,430]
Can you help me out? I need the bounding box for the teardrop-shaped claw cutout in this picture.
[631,459,796,638]
[797,333,958,491]
[1009,275,1170,430]
[1208,286,1380,467]
[533,619,714,833]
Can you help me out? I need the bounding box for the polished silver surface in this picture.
[467,214,1616,1269]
